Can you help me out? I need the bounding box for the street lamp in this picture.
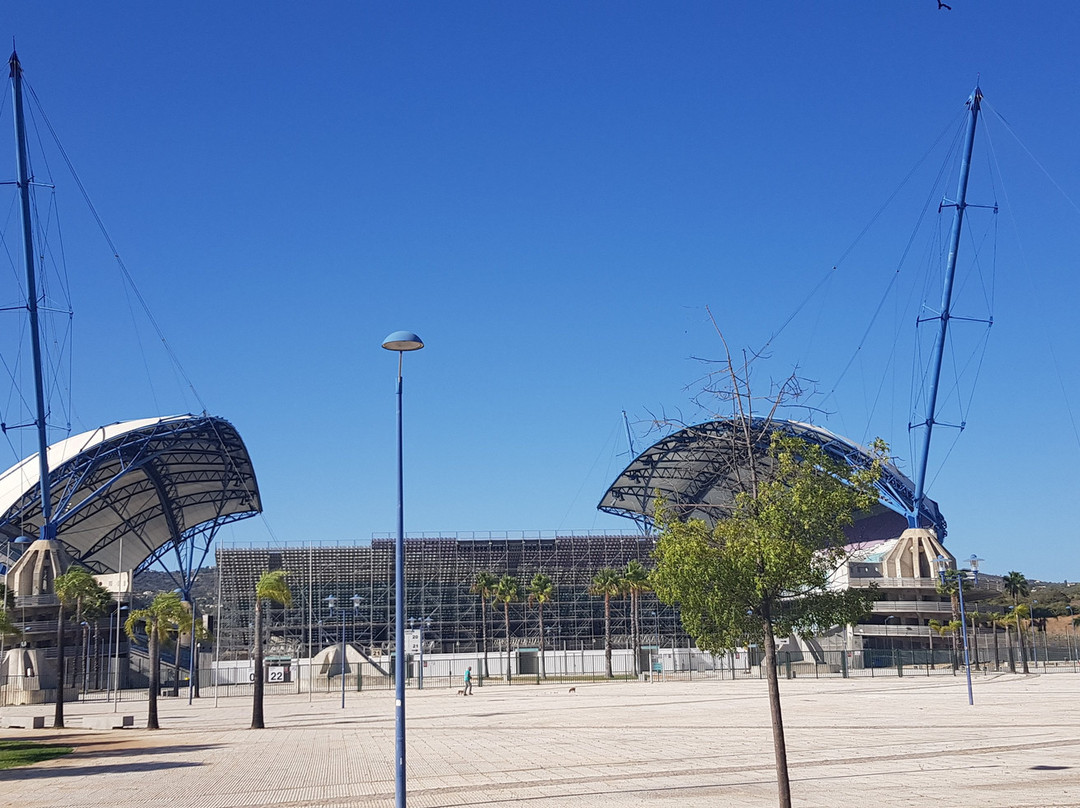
[326,594,361,709]
[935,553,981,706]
[80,621,91,696]
[1066,606,1077,673]
[1031,599,1044,670]
[884,615,896,669]
[382,329,424,808]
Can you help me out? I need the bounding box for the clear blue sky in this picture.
[2,3,1079,581]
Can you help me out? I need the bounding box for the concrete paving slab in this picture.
[0,672,1077,807]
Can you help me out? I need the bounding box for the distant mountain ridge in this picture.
[132,567,219,609]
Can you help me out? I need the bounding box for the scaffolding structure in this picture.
[216,532,685,662]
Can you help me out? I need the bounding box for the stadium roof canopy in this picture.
[0,414,261,576]
[598,418,945,540]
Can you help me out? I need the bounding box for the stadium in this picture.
[0,410,999,700]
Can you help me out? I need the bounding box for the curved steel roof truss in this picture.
[599,418,945,538]
[0,415,261,579]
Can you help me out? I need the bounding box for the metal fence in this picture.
[3,640,1077,707]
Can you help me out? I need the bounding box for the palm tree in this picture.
[492,575,519,682]
[251,570,292,729]
[589,568,624,679]
[928,619,961,669]
[125,591,188,729]
[52,568,111,728]
[1004,571,1031,674]
[471,571,497,678]
[528,573,555,679]
[622,561,650,675]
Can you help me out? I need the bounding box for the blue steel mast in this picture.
[908,86,982,529]
[10,51,55,541]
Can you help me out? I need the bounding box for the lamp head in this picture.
[381,331,424,352]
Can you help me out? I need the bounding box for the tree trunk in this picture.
[761,615,792,808]
[604,595,613,679]
[93,623,101,689]
[1016,609,1030,674]
[1004,622,1015,673]
[538,605,547,679]
[481,599,489,679]
[992,625,1000,671]
[74,597,84,696]
[950,597,960,670]
[504,602,511,682]
[53,604,66,728]
[147,624,160,730]
[251,599,265,729]
[172,636,182,697]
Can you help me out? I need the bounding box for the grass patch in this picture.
[0,740,74,768]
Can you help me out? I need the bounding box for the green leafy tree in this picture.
[251,570,292,729]
[471,571,498,678]
[527,573,555,679]
[52,568,112,728]
[651,432,883,808]
[1004,571,1031,674]
[492,575,519,682]
[589,568,624,679]
[622,560,650,675]
[929,618,961,668]
[125,591,188,729]
[0,606,19,641]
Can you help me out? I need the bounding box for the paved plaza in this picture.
[0,672,1077,807]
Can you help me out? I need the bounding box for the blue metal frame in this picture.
[10,50,55,543]
[908,87,982,529]
[599,417,945,536]
[0,415,261,589]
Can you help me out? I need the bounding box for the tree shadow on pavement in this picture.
[0,760,202,780]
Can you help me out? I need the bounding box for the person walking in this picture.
[463,666,473,695]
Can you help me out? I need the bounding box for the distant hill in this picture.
[132,567,219,610]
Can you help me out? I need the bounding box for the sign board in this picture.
[404,629,421,654]
[93,570,132,595]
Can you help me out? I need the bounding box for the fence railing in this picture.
[3,641,1077,706]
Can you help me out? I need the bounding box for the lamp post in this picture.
[351,594,361,691]
[325,596,343,709]
[113,534,125,712]
[382,330,424,808]
[1066,606,1077,673]
[326,594,360,709]
[935,554,981,706]
[884,615,896,669]
[1032,600,1041,669]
